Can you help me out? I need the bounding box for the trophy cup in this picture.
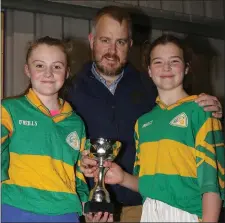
[84,138,121,213]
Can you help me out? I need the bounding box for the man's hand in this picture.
[80,150,98,177]
[85,212,113,222]
[195,93,223,118]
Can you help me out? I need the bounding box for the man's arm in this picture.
[195,93,223,118]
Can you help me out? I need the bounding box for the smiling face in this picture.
[148,42,188,91]
[25,44,69,98]
[89,15,132,77]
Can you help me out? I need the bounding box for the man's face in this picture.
[89,15,132,77]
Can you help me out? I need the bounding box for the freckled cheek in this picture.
[55,73,67,82]
[173,68,184,76]
[150,71,160,80]
[151,69,162,77]
[57,79,66,88]
[175,65,184,72]
[30,72,44,80]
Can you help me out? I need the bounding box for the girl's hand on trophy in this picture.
[80,150,98,177]
[103,161,125,185]
[85,212,113,222]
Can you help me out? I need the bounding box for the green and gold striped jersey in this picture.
[134,95,224,218]
[1,89,89,215]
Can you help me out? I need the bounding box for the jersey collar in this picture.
[25,88,73,120]
[156,95,198,110]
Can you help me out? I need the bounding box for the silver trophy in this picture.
[84,138,121,213]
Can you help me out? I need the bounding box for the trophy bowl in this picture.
[84,138,121,214]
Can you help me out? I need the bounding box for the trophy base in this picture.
[84,201,114,213]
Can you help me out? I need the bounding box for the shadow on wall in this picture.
[129,7,152,73]
[64,37,91,77]
[60,37,90,98]
[183,35,219,96]
[127,8,156,94]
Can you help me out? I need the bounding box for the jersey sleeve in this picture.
[133,120,141,176]
[1,104,14,182]
[193,109,224,201]
[75,124,89,203]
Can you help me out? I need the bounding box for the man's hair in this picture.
[91,6,132,38]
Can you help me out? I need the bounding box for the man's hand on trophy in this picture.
[85,211,113,222]
[80,150,98,177]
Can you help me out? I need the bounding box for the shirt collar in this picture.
[91,62,124,86]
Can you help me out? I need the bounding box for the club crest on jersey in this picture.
[170,112,188,128]
[66,131,80,150]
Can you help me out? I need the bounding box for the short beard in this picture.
[93,49,126,77]
[95,60,125,77]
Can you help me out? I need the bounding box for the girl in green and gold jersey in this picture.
[101,34,224,222]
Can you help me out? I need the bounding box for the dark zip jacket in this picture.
[66,62,157,206]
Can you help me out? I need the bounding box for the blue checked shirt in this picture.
[91,63,124,95]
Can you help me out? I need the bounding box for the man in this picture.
[66,6,222,222]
